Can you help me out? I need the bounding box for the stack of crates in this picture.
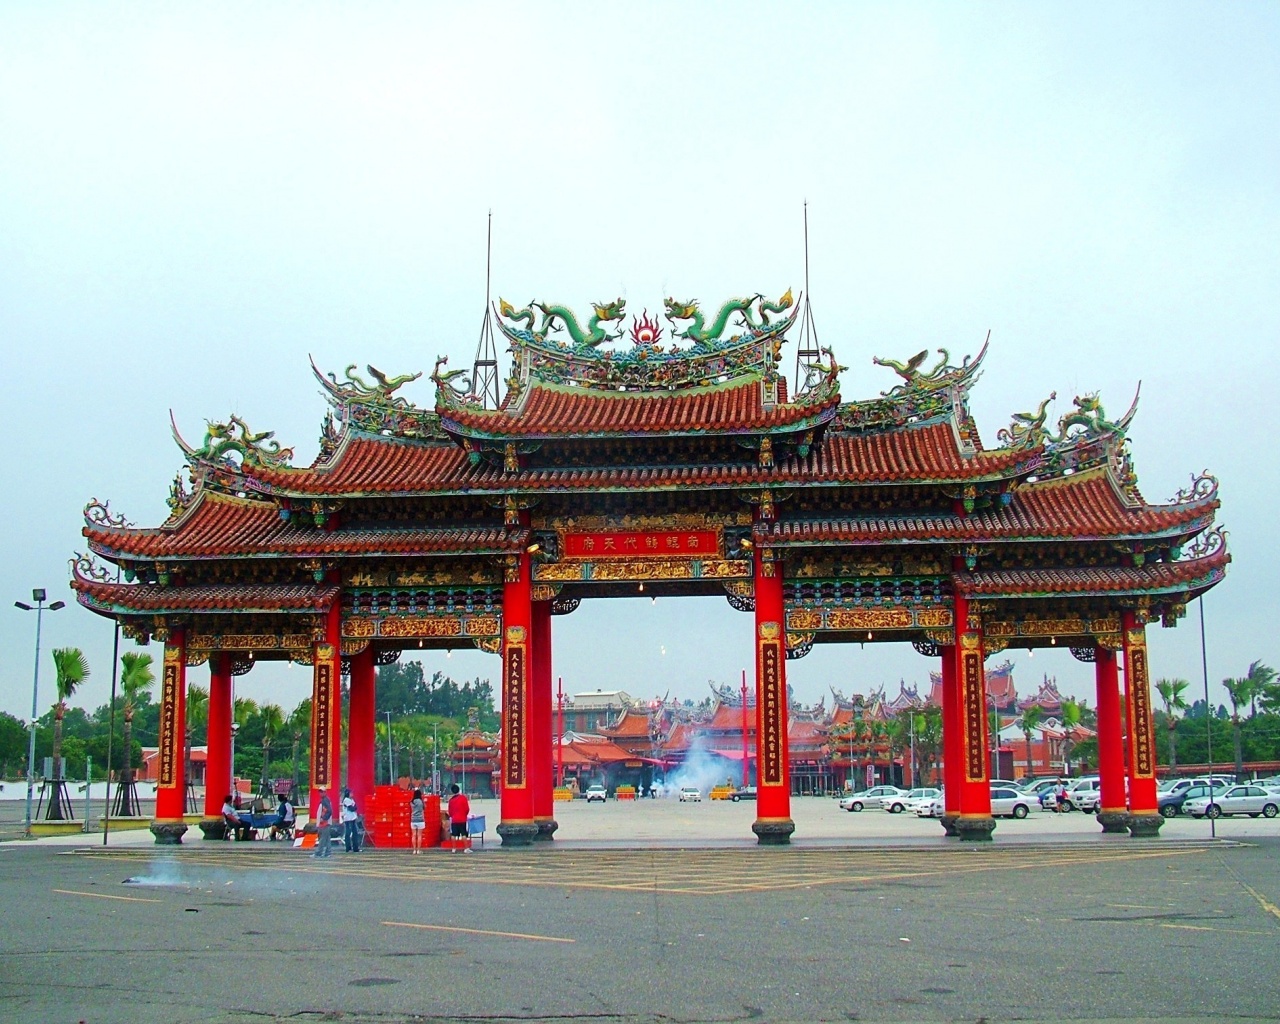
[367,787,442,849]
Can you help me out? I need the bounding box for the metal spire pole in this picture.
[102,573,121,844]
[793,201,821,397]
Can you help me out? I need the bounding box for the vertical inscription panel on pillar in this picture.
[752,619,795,845]
[311,644,338,791]
[504,628,526,790]
[151,641,189,844]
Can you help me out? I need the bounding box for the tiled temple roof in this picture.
[246,418,1027,498]
[955,546,1229,598]
[72,578,340,615]
[441,377,838,439]
[761,468,1215,545]
[84,491,527,560]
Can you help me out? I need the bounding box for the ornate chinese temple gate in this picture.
[72,290,1228,845]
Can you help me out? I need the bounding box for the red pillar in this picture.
[951,590,995,840]
[1122,611,1163,836]
[151,629,189,843]
[309,601,342,820]
[752,548,794,844]
[531,599,556,840]
[498,547,538,845]
[940,648,961,823]
[348,646,376,816]
[204,652,233,819]
[1094,645,1128,832]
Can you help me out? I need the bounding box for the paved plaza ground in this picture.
[1,797,1277,1023]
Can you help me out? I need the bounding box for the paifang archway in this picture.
[72,292,1228,845]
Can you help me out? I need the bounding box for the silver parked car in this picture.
[839,785,906,812]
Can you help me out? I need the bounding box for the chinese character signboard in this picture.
[157,646,181,788]
[1128,644,1154,778]
[311,644,336,789]
[962,650,986,782]
[564,530,719,560]
[504,628,526,788]
[759,625,784,785]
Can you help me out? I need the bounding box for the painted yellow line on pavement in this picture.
[1240,882,1280,924]
[52,888,161,904]
[383,920,574,943]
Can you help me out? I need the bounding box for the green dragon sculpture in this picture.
[997,392,1056,449]
[1051,393,1123,443]
[186,414,293,468]
[431,355,473,397]
[663,289,794,343]
[498,298,627,347]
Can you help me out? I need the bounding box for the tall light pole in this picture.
[16,589,65,835]
[431,719,439,793]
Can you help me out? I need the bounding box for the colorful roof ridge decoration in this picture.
[834,341,987,435]
[311,359,449,447]
[1017,675,1067,713]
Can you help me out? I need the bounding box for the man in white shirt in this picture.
[340,788,361,852]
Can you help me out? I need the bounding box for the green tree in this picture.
[913,705,943,784]
[1223,677,1252,780]
[1020,705,1044,780]
[118,652,154,800]
[0,711,29,776]
[1155,678,1190,776]
[1245,661,1277,717]
[1060,699,1083,773]
[259,703,285,791]
[49,648,90,819]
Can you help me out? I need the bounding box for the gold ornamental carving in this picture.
[924,627,955,646]
[759,621,781,641]
[984,621,1016,638]
[380,617,463,639]
[533,562,586,582]
[474,637,502,654]
[1023,618,1086,636]
[828,608,912,631]
[723,580,754,598]
[529,584,562,602]
[342,618,377,639]
[340,639,370,657]
[983,637,1009,656]
[185,652,209,667]
[1095,633,1123,651]
[699,560,752,579]
[786,609,822,631]
[464,615,501,637]
[914,608,953,628]
[959,631,981,651]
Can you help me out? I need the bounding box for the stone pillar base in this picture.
[1096,810,1130,834]
[752,819,796,845]
[955,816,997,842]
[534,819,558,841]
[150,821,189,845]
[198,818,230,841]
[939,814,959,837]
[496,821,540,847]
[1128,812,1164,838]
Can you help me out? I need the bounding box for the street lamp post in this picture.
[385,711,394,784]
[230,722,240,794]
[431,719,439,793]
[16,589,65,836]
[556,677,565,788]
[740,670,749,788]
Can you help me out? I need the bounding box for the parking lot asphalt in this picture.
[1,797,1278,1023]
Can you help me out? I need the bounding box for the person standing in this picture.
[447,783,471,853]
[409,788,425,855]
[341,788,361,852]
[313,792,334,858]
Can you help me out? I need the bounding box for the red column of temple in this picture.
[151,628,189,843]
[309,601,342,820]
[940,648,961,828]
[497,546,538,845]
[347,646,376,816]
[752,547,795,844]
[531,600,556,840]
[203,652,233,820]
[1094,644,1128,833]
[952,590,995,841]
[1122,610,1163,836]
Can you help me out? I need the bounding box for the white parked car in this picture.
[585,785,607,803]
[1185,785,1280,819]
[897,788,942,815]
[839,786,905,812]
[917,792,946,818]
[1058,777,1101,812]
[990,786,1034,819]
[678,786,702,803]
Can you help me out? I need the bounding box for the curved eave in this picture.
[954,549,1229,600]
[71,579,342,616]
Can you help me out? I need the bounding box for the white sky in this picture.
[1,3,1276,722]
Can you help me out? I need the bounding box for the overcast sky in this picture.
[1,4,1276,724]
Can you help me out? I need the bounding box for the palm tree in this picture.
[1020,705,1044,780]
[1059,700,1083,774]
[49,648,90,819]
[259,703,285,793]
[116,651,154,816]
[231,697,258,783]
[1223,677,1251,780]
[885,716,910,785]
[1155,678,1190,776]
[1245,660,1277,717]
